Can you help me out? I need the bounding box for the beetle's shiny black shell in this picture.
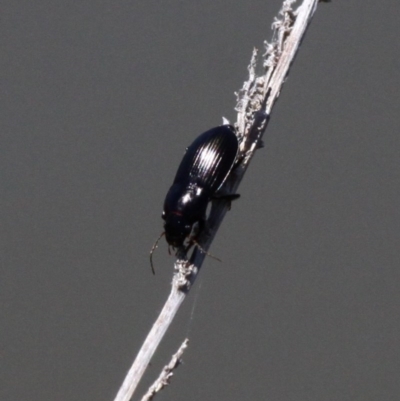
[162,125,238,247]
[173,125,239,192]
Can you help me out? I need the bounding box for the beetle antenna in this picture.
[149,232,165,275]
[191,239,222,263]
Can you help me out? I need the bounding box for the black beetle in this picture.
[150,124,239,273]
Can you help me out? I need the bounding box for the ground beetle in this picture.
[150,124,239,273]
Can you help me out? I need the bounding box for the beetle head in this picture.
[164,213,191,248]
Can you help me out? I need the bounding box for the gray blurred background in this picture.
[1,1,399,400]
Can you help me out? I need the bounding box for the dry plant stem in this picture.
[113,278,186,401]
[140,339,189,401]
[113,1,324,401]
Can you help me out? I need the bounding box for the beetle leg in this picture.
[213,193,240,201]
[190,238,222,263]
[212,192,240,210]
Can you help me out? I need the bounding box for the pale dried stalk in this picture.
[140,339,189,401]
[113,1,325,400]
